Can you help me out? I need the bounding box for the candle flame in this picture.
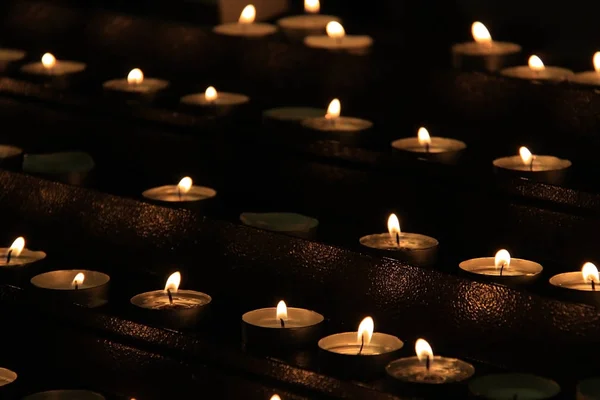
[415,338,434,362]
[276,300,288,321]
[305,0,320,13]
[494,249,511,269]
[326,21,345,39]
[471,22,492,44]
[357,316,374,345]
[325,98,341,119]
[528,55,545,72]
[72,272,85,287]
[205,86,218,102]
[519,146,533,166]
[270,396,281,400]
[417,127,432,147]
[41,53,56,69]
[387,213,401,242]
[127,68,144,85]
[8,237,25,258]
[177,177,193,194]
[239,4,256,24]
[164,271,181,293]
[582,262,599,283]
[593,52,600,73]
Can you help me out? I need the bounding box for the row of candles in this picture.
[0,236,598,399]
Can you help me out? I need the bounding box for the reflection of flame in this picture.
[164,272,181,292]
[325,99,340,119]
[357,317,374,345]
[494,249,511,269]
[127,68,144,85]
[417,127,432,147]
[471,22,492,44]
[415,338,434,361]
[276,300,288,321]
[519,146,533,165]
[528,55,545,72]
[8,237,25,257]
[239,4,256,24]
[326,21,345,39]
[387,214,400,241]
[305,0,320,13]
[41,53,56,69]
[205,86,218,102]
[582,262,599,283]
[177,177,193,194]
[72,273,85,287]
[593,52,600,73]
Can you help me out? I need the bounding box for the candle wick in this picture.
[425,143,430,154]
[74,283,79,290]
[178,187,182,201]
[426,355,431,371]
[280,318,285,328]
[396,233,400,248]
[6,249,12,264]
[500,262,505,277]
[530,159,534,172]
[357,335,364,355]
[592,280,596,291]
[167,288,173,304]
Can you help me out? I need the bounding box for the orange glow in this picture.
[164,272,181,292]
[494,249,511,269]
[127,68,144,85]
[325,98,341,119]
[177,177,193,194]
[276,300,288,321]
[305,0,320,13]
[41,53,56,69]
[593,52,600,73]
[72,273,85,287]
[326,21,345,39]
[417,127,432,147]
[387,214,400,243]
[357,317,374,345]
[205,86,218,102]
[528,55,545,72]
[519,146,533,165]
[8,237,25,257]
[471,22,492,44]
[415,338,434,362]
[582,262,599,283]
[239,5,256,24]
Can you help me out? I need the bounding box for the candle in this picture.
[103,68,169,100]
[0,144,23,170]
[391,127,467,164]
[23,390,105,400]
[242,300,324,350]
[550,262,600,306]
[0,48,26,73]
[451,22,521,72]
[0,237,46,267]
[359,214,439,267]
[277,0,341,40]
[459,249,543,285]
[318,316,403,379]
[301,99,373,142]
[142,176,217,204]
[180,86,249,116]
[23,151,95,186]
[570,52,600,87]
[577,377,600,400]
[0,367,17,387]
[501,55,573,82]
[131,271,212,329]
[493,146,571,184]
[304,21,373,55]
[469,373,560,400]
[30,270,110,308]
[213,5,277,37]
[20,53,86,85]
[240,212,319,239]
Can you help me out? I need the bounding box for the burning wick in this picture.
[426,355,431,371]
[167,288,173,304]
[396,233,400,247]
[280,318,285,328]
[499,261,506,276]
[358,335,365,355]
[592,280,596,291]
[178,186,182,201]
[5,250,12,264]
[74,282,78,290]
[425,143,430,153]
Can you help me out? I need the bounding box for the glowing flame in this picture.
[519,146,533,166]
[417,127,432,147]
[415,338,434,362]
[494,249,511,269]
[325,98,341,119]
[239,4,256,24]
[593,52,600,73]
[164,271,181,293]
[528,55,545,72]
[127,68,144,85]
[357,317,374,345]
[326,21,345,39]
[270,396,281,400]
[472,22,492,44]
[205,86,218,102]
[276,300,288,321]
[72,273,85,287]
[387,213,401,241]
[305,0,320,13]
[582,262,599,283]
[8,237,25,258]
[41,53,56,69]
[177,177,193,194]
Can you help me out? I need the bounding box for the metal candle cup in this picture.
[301,98,372,144]
[304,22,372,55]
[103,68,169,103]
[213,5,276,37]
[360,233,438,267]
[0,237,46,283]
[23,390,105,400]
[20,53,86,88]
[30,270,110,308]
[180,88,249,117]
[391,127,467,164]
[469,373,561,400]
[493,148,571,185]
[0,367,17,398]
[452,41,521,72]
[577,377,600,400]
[501,55,573,82]
[549,262,600,307]
[459,251,543,286]
[142,177,217,210]
[0,144,23,171]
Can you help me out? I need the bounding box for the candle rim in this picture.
[30,269,110,290]
[386,355,475,383]
[242,306,324,328]
[131,289,212,309]
[318,331,404,355]
[459,257,543,276]
[0,247,47,261]
[23,390,105,400]
[359,232,439,251]
[493,155,572,172]
[549,271,600,291]
[391,136,467,153]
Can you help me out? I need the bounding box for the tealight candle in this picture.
[103,68,169,100]
[0,237,46,282]
[493,146,571,184]
[213,4,277,37]
[469,373,561,400]
[180,86,249,116]
[318,316,403,379]
[501,55,573,82]
[23,151,95,186]
[550,262,600,306]
[30,270,110,308]
[0,367,17,387]
[391,127,467,164]
[20,53,86,86]
[23,390,105,400]
[142,176,217,204]
[0,48,26,73]
[459,249,543,285]
[570,52,600,87]
[359,214,439,267]
[304,21,373,55]
[0,144,23,170]
[131,271,212,329]
[577,377,600,400]
[240,212,319,239]
[451,22,521,72]
[242,300,324,350]
[301,99,373,142]
[277,0,341,40]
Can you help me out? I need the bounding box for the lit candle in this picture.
[550,262,600,306]
[359,214,439,267]
[0,236,46,268]
[301,98,373,141]
[318,316,403,379]
[493,146,571,184]
[180,86,249,115]
[213,4,277,37]
[242,300,324,350]
[304,21,373,54]
[0,367,17,388]
[239,212,319,239]
[103,68,169,99]
[142,176,217,204]
[131,271,212,329]
[501,54,573,82]
[0,48,26,73]
[451,22,521,72]
[22,390,105,400]
[577,377,600,400]
[459,249,543,285]
[391,126,467,164]
[569,52,600,87]
[30,270,110,308]
[23,151,95,186]
[20,52,86,79]
[277,0,341,40]
[469,373,560,400]
[0,144,23,170]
